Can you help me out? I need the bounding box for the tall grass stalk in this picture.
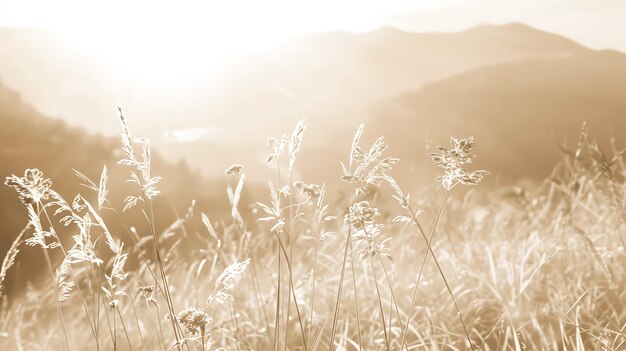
[349,251,363,350]
[41,240,70,351]
[126,286,147,351]
[116,107,184,349]
[377,254,403,347]
[307,228,319,344]
[397,190,475,350]
[273,157,283,351]
[363,225,391,351]
[40,203,101,349]
[329,225,352,351]
[271,230,308,349]
[285,167,294,351]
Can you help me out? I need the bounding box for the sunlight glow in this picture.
[0,0,439,86]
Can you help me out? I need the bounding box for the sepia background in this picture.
[0,1,625,350]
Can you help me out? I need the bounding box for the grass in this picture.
[0,113,624,350]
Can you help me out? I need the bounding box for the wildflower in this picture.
[225,164,243,175]
[279,185,290,197]
[430,137,488,190]
[345,201,389,260]
[345,201,380,230]
[265,135,289,163]
[266,137,278,148]
[4,169,52,205]
[177,307,211,335]
[137,285,155,297]
[294,181,322,199]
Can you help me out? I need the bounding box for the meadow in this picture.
[0,108,624,350]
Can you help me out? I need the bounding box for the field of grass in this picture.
[0,109,624,350]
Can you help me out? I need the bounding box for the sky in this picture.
[2,0,625,50]
[1,0,625,80]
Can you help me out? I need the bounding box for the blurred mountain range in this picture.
[2,22,626,211]
[368,49,626,187]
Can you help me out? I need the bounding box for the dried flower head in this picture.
[345,201,380,230]
[430,137,488,190]
[344,201,390,260]
[294,181,322,199]
[279,185,290,197]
[265,135,288,163]
[137,285,155,297]
[266,137,278,148]
[177,307,211,335]
[5,169,52,205]
[225,164,243,175]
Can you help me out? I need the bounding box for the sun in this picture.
[1,0,436,88]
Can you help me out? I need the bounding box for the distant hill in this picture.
[0,24,590,180]
[163,22,589,141]
[365,49,626,187]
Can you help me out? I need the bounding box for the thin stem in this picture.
[398,191,475,350]
[349,250,363,350]
[328,225,352,351]
[98,278,116,347]
[201,328,206,351]
[274,240,281,351]
[103,202,163,294]
[308,239,319,343]
[115,306,134,351]
[368,253,390,351]
[361,223,391,351]
[42,246,71,351]
[145,299,166,351]
[285,168,294,351]
[229,302,242,351]
[40,204,99,349]
[377,254,403,347]
[272,230,309,350]
[113,304,117,351]
[141,191,184,350]
[246,245,271,339]
[399,192,446,349]
[126,286,147,351]
[274,157,282,351]
[154,302,167,350]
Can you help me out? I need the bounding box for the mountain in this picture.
[365,49,626,187]
[0,24,589,181]
[168,22,588,138]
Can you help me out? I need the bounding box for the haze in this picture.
[2,0,626,187]
[2,1,626,79]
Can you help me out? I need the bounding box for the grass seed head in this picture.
[4,169,52,205]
